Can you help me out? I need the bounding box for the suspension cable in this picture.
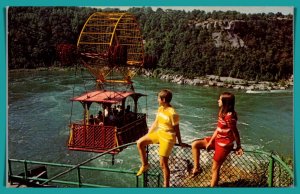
[69,65,78,125]
[80,67,88,94]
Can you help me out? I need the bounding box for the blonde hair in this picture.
[158,89,173,103]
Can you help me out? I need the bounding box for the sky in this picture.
[99,6,294,15]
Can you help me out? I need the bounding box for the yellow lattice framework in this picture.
[77,12,144,86]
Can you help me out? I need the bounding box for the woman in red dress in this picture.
[191,92,244,187]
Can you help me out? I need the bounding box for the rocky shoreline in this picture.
[140,69,293,92]
[9,67,293,92]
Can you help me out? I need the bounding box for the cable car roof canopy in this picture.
[71,90,146,104]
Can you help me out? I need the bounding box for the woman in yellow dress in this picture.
[136,89,186,187]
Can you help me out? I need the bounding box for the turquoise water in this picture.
[7,70,293,186]
[134,76,293,158]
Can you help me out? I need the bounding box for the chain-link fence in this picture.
[144,144,293,187]
[8,143,293,188]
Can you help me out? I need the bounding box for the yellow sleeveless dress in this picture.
[147,106,179,157]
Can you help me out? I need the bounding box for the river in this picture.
[7,69,293,187]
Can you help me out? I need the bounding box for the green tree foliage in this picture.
[8,7,95,68]
[130,7,293,81]
[8,7,293,81]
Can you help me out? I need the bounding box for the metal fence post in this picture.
[157,174,160,187]
[112,155,115,165]
[142,173,145,187]
[24,160,28,182]
[143,145,149,187]
[8,160,13,184]
[136,175,139,187]
[77,167,82,187]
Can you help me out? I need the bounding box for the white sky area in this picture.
[100,6,294,15]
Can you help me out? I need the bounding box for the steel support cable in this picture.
[41,142,137,185]
[69,65,78,125]
[80,65,89,94]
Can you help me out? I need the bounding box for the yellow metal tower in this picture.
[77,12,144,88]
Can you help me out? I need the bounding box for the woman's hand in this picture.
[235,147,244,156]
[206,142,212,151]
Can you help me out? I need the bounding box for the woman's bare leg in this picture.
[136,135,153,166]
[191,139,207,171]
[160,156,170,187]
[210,160,223,187]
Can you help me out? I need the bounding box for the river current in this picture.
[7,70,293,187]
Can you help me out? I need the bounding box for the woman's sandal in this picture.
[136,164,150,176]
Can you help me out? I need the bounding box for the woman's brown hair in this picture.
[218,92,237,119]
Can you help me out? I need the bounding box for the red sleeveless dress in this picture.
[206,112,237,162]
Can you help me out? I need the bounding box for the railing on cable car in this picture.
[68,113,147,154]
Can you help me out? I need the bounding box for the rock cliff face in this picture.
[191,18,291,49]
[193,19,248,31]
[191,20,248,48]
[212,31,246,48]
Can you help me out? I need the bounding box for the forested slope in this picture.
[8,7,293,82]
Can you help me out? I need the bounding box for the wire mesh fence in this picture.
[8,143,293,188]
[144,144,294,187]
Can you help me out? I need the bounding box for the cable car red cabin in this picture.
[67,12,147,155]
[68,90,148,154]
